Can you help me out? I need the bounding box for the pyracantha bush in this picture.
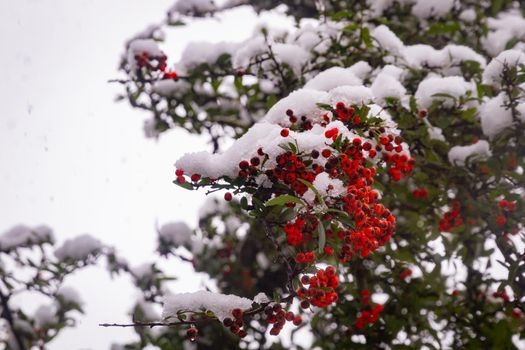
[108,0,525,349]
[4,1,525,350]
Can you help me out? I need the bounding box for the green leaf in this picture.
[361,27,373,48]
[316,102,333,111]
[318,223,326,254]
[173,180,194,191]
[240,196,249,210]
[265,195,305,207]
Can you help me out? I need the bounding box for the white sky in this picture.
[0,1,291,348]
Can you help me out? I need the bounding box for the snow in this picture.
[34,304,58,328]
[131,263,155,280]
[459,8,476,22]
[482,50,525,86]
[263,89,329,126]
[54,234,103,261]
[348,61,373,80]
[232,36,266,69]
[372,25,405,56]
[272,43,311,75]
[482,30,516,58]
[303,172,346,204]
[57,286,83,305]
[411,0,454,19]
[479,93,518,138]
[253,292,270,304]
[482,10,525,56]
[158,221,193,247]
[304,67,362,91]
[448,141,492,166]
[328,86,374,106]
[198,196,227,218]
[414,76,475,109]
[162,290,253,321]
[152,80,191,98]
[371,68,407,105]
[175,88,400,180]
[178,41,239,72]
[0,224,54,252]
[170,0,217,15]
[424,120,445,141]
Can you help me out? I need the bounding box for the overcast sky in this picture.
[0,1,291,348]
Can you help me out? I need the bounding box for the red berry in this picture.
[293,315,302,326]
[280,128,290,137]
[232,308,243,319]
[224,192,233,201]
[190,174,201,182]
[175,169,184,176]
[177,176,185,184]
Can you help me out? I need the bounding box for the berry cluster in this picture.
[354,304,384,330]
[263,304,302,336]
[439,201,462,232]
[223,308,248,338]
[134,51,167,72]
[497,198,518,229]
[297,266,339,308]
[412,188,429,199]
[399,268,413,280]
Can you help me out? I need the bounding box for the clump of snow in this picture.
[328,86,374,106]
[34,304,58,328]
[482,10,525,56]
[371,67,408,105]
[170,0,217,15]
[131,263,156,281]
[178,41,239,72]
[152,80,191,98]
[232,38,311,75]
[414,76,475,109]
[448,141,492,166]
[482,50,525,86]
[198,196,227,218]
[411,0,454,19]
[162,290,253,321]
[0,225,54,252]
[158,222,193,247]
[272,43,311,75]
[304,67,362,91]
[478,93,522,138]
[303,172,346,204]
[175,87,399,180]
[372,25,405,56]
[253,292,270,304]
[232,36,266,69]
[57,286,83,305]
[368,24,486,73]
[263,89,329,126]
[54,234,103,261]
[459,8,476,22]
[424,120,445,141]
[348,61,373,80]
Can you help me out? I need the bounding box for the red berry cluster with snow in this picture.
[170,86,415,337]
